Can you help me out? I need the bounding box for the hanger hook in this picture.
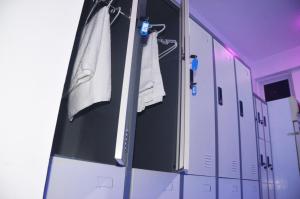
[110,7,121,25]
[108,0,114,7]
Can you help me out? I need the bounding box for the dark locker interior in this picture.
[51,0,133,165]
[132,0,181,172]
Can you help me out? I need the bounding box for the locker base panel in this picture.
[45,156,126,199]
[130,168,180,199]
[183,175,216,199]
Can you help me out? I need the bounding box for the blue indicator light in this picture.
[192,85,197,96]
[140,21,150,37]
[191,58,199,71]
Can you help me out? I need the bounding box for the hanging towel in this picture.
[68,6,111,121]
[138,32,166,112]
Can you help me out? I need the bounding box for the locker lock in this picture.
[190,55,198,96]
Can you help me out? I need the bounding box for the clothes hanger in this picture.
[157,39,178,59]
[110,6,121,25]
[149,24,166,35]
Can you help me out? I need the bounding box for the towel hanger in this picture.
[158,39,178,59]
[85,0,130,26]
[149,24,166,35]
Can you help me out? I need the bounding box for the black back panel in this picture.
[264,79,291,102]
[133,0,180,172]
[51,0,132,165]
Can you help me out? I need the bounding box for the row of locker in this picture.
[255,97,276,199]
[45,0,261,198]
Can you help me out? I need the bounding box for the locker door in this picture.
[255,98,265,140]
[214,40,240,179]
[266,142,274,184]
[262,103,271,142]
[219,178,241,199]
[188,19,215,176]
[235,60,258,180]
[268,183,276,199]
[242,180,260,199]
[261,183,269,199]
[183,175,216,199]
[259,139,268,184]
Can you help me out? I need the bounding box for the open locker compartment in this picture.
[46,0,142,198]
[130,0,189,197]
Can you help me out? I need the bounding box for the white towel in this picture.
[68,6,111,121]
[138,32,165,112]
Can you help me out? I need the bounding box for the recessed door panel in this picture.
[188,19,215,176]
[214,40,240,179]
[235,60,258,180]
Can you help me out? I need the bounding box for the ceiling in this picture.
[189,0,300,63]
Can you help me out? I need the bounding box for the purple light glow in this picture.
[226,47,238,57]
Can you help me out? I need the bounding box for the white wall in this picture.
[0,1,83,198]
[252,46,300,102]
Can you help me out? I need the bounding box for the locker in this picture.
[47,0,142,198]
[255,98,265,140]
[259,139,268,184]
[46,157,126,199]
[218,178,241,199]
[262,103,271,142]
[188,18,215,176]
[214,40,240,179]
[242,180,260,199]
[266,142,274,184]
[268,183,276,199]
[262,183,269,199]
[183,175,216,199]
[235,60,258,180]
[130,169,180,199]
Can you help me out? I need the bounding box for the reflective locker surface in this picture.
[183,175,216,199]
[214,40,240,179]
[218,178,241,199]
[188,18,215,176]
[235,60,258,181]
[242,180,260,199]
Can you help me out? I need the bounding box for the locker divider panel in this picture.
[132,0,180,172]
[235,60,258,180]
[51,0,134,165]
[188,19,216,176]
[214,40,240,179]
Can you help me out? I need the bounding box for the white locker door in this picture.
[268,183,276,199]
[242,180,260,199]
[0,1,84,199]
[259,139,268,184]
[130,169,180,199]
[235,60,258,180]
[261,183,269,199]
[266,142,274,185]
[214,40,240,179]
[262,103,271,142]
[188,19,215,176]
[183,175,216,199]
[255,98,265,140]
[219,178,241,199]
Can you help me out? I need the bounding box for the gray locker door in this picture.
[188,19,215,176]
[183,175,216,199]
[266,142,274,184]
[235,60,258,180]
[255,98,265,140]
[261,183,269,199]
[219,178,241,199]
[242,180,260,199]
[262,103,271,142]
[259,139,268,184]
[214,40,240,179]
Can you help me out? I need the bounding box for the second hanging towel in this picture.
[138,32,166,112]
